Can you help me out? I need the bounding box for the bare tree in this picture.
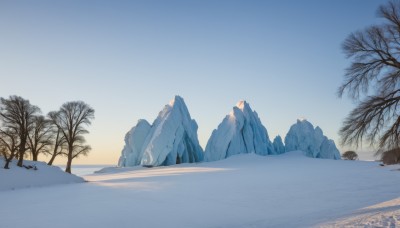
[47,127,66,166]
[339,1,400,152]
[49,101,94,173]
[27,115,52,161]
[0,96,40,167]
[0,129,19,169]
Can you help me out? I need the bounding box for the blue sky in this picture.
[0,0,384,164]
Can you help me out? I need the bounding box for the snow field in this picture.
[1,151,399,228]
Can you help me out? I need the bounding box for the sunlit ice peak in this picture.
[298,117,307,122]
[169,95,184,107]
[236,100,248,111]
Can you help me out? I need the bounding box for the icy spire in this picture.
[204,100,275,162]
[118,96,204,167]
[272,135,285,154]
[284,119,341,159]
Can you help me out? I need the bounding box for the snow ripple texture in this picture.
[118,96,204,167]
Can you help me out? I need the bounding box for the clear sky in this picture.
[0,0,384,164]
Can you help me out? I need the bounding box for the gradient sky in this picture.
[0,0,384,164]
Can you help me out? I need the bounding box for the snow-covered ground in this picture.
[57,164,114,176]
[1,151,399,227]
[0,159,84,191]
[319,197,400,227]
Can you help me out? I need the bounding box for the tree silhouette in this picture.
[47,127,66,166]
[0,96,40,167]
[49,101,94,173]
[339,1,400,152]
[27,116,52,161]
[0,128,19,169]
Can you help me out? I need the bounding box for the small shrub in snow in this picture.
[342,151,358,160]
[381,149,400,165]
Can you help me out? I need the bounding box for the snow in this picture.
[204,100,275,161]
[0,159,84,191]
[1,151,399,228]
[318,197,400,227]
[118,96,203,167]
[285,119,341,159]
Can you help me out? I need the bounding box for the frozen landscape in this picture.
[1,151,399,228]
[1,97,396,227]
[120,97,342,169]
[3,0,400,227]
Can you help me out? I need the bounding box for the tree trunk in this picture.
[4,159,11,169]
[17,150,24,167]
[32,152,38,161]
[48,144,59,166]
[17,138,26,167]
[4,153,15,169]
[65,145,73,173]
[65,157,72,173]
[47,154,56,165]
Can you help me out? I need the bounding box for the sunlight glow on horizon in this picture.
[0,0,383,164]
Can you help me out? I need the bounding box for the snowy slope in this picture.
[318,196,400,227]
[204,100,275,161]
[118,96,203,167]
[0,159,84,191]
[1,151,399,228]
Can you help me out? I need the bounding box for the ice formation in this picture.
[272,135,285,154]
[204,100,275,161]
[284,119,341,159]
[118,96,204,167]
[118,120,151,167]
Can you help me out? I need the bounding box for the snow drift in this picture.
[118,96,204,167]
[0,159,84,191]
[284,119,341,159]
[204,100,275,161]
